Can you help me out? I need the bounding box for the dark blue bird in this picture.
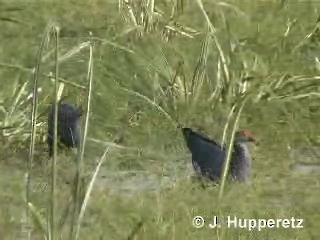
[47,102,82,156]
[182,127,255,182]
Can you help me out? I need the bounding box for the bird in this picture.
[181,127,255,182]
[47,102,82,156]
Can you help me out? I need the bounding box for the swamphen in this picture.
[182,127,255,182]
[47,102,82,156]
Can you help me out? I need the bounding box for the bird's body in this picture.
[47,103,82,156]
[182,127,254,182]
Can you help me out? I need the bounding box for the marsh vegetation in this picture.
[0,0,319,239]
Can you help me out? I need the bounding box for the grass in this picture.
[0,0,320,239]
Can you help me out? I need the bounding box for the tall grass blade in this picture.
[27,22,53,240]
[73,35,94,240]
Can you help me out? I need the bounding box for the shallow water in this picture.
[289,146,320,162]
[94,153,194,196]
[289,146,320,173]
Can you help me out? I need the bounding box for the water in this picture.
[94,153,194,196]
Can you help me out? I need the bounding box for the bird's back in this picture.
[183,128,226,180]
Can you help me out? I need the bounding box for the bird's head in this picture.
[235,130,255,143]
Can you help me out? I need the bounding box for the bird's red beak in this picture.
[248,136,255,142]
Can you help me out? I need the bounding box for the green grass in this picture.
[0,0,320,239]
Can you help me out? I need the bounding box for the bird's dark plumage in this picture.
[182,127,254,182]
[47,103,82,156]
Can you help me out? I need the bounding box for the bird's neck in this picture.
[234,142,251,163]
